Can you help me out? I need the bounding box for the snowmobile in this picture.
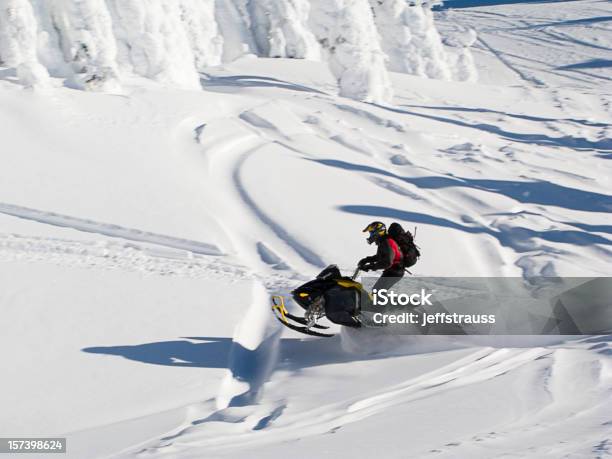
[271,265,372,337]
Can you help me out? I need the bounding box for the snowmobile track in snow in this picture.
[0,232,248,280]
[0,202,222,256]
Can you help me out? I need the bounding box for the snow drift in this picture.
[0,0,477,100]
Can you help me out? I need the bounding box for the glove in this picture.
[361,264,371,272]
[358,258,368,269]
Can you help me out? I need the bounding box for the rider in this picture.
[358,221,405,291]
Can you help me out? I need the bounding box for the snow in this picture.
[247,0,321,59]
[309,0,394,102]
[105,0,201,90]
[46,0,121,91]
[177,0,223,70]
[0,0,611,457]
[214,0,258,63]
[0,0,49,88]
[371,0,451,80]
[0,0,471,101]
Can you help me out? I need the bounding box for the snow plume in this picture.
[0,0,49,88]
[248,0,320,59]
[310,0,393,103]
[216,281,281,409]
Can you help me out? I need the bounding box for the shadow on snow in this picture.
[396,103,609,128]
[337,204,612,252]
[200,73,326,95]
[434,0,585,10]
[83,335,362,371]
[312,158,612,214]
[84,334,277,407]
[369,103,612,152]
[83,335,372,406]
[557,59,612,70]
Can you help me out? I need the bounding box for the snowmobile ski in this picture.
[271,296,329,329]
[271,296,334,338]
[287,311,330,329]
[274,315,335,337]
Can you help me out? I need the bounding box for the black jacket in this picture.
[359,236,400,271]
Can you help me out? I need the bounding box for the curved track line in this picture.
[232,150,326,268]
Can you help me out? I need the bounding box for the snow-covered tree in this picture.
[443,27,478,82]
[370,0,453,80]
[105,0,201,90]
[44,0,120,91]
[248,0,320,59]
[309,0,393,103]
[178,0,223,70]
[0,0,475,96]
[0,0,50,88]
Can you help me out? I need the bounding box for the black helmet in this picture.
[363,221,386,244]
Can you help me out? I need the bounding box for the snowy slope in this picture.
[0,0,611,458]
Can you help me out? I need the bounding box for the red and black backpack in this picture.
[388,222,420,269]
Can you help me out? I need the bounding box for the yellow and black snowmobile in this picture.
[272,265,371,337]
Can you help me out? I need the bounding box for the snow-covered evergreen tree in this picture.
[248,0,320,59]
[105,0,201,90]
[443,26,478,82]
[0,0,49,88]
[45,0,120,91]
[178,0,223,70]
[0,0,475,97]
[309,0,393,103]
[370,0,452,80]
